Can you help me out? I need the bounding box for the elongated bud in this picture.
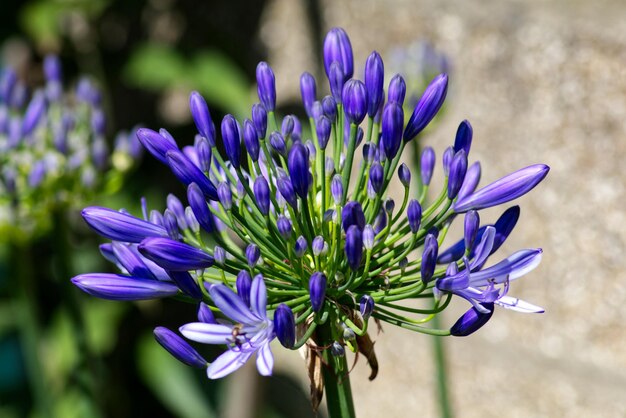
[464,210,480,252]
[388,74,406,105]
[22,92,46,136]
[454,120,473,155]
[407,200,422,233]
[316,116,331,150]
[331,174,343,205]
[309,272,327,312]
[365,51,384,117]
[170,156,217,203]
[295,236,308,257]
[256,62,276,111]
[72,273,179,300]
[363,224,375,250]
[300,72,317,116]
[269,131,286,156]
[154,327,207,368]
[246,243,261,267]
[213,246,226,265]
[252,103,267,139]
[442,146,454,176]
[323,28,354,81]
[189,91,216,146]
[253,176,270,215]
[277,176,297,208]
[421,234,439,284]
[287,142,310,199]
[448,150,468,199]
[345,225,363,271]
[450,303,494,336]
[242,119,260,161]
[221,115,242,168]
[381,103,404,159]
[322,95,337,121]
[329,62,345,103]
[236,270,252,306]
[331,341,345,357]
[369,163,384,193]
[216,182,233,211]
[312,236,326,256]
[139,237,214,271]
[136,128,178,165]
[384,198,395,215]
[44,55,62,82]
[82,206,168,243]
[277,215,292,239]
[403,73,448,141]
[454,164,550,212]
[274,304,296,348]
[342,79,368,125]
[195,136,212,172]
[281,115,295,138]
[458,161,481,201]
[197,302,216,323]
[167,194,187,230]
[342,201,365,231]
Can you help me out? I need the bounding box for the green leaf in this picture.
[123,44,187,90]
[137,332,216,418]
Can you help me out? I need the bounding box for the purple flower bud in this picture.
[139,237,214,271]
[345,225,363,271]
[365,51,384,117]
[217,182,233,211]
[136,128,179,165]
[362,143,375,164]
[457,161,481,201]
[442,146,454,176]
[281,116,295,139]
[359,295,374,320]
[91,108,106,136]
[167,194,187,230]
[407,200,422,233]
[363,224,375,250]
[82,206,168,243]
[373,208,387,235]
[72,273,180,300]
[163,210,180,239]
[213,245,226,265]
[28,160,46,188]
[312,236,326,256]
[150,210,164,227]
[454,164,550,213]
[421,234,439,284]
[168,270,203,300]
[236,270,252,305]
[154,327,207,368]
[384,198,395,214]
[252,103,267,139]
[398,163,411,187]
[256,62,276,111]
[325,156,335,177]
[0,68,17,102]
[464,210,480,252]
[92,138,108,170]
[322,95,337,121]
[242,119,260,162]
[300,72,317,117]
[403,73,448,141]
[189,91,216,146]
[221,115,242,168]
[329,62,345,103]
[492,205,520,254]
[309,100,323,120]
[342,201,365,232]
[448,150,468,199]
[277,215,292,239]
[381,103,403,159]
[369,162,384,193]
[274,303,296,348]
[450,303,494,337]
[316,116,331,150]
[388,74,406,105]
[193,136,212,173]
[22,92,46,136]
[269,131,287,156]
[287,142,310,199]
[166,150,218,200]
[331,341,345,357]
[198,302,216,323]
[454,120,473,155]
[309,272,327,312]
[295,236,308,257]
[342,79,368,125]
[44,55,62,82]
[246,243,261,267]
[305,140,316,162]
[277,176,297,208]
[323,27,354,80]
[253,176,270,215]
[331,174,343,205]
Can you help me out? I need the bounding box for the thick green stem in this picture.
[431,312,454,418]
[317,322,356,418]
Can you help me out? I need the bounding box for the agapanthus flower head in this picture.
[73,28,548,388]
[0,57,140,240]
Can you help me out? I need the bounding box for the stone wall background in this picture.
[262,1,626,417]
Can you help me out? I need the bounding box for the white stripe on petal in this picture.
[179,322,232,344]
[207,349,252,379]
[256,342,274,376]
[496,296,544,313]
[250,275,267,319]
[209,284,261,325]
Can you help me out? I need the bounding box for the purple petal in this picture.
[207,349,253,379]
[470,249,543,287]
[250,275,267,319]
[469,226,495,270]
[256,342,273,376]
[71,273,179,300]
[179,322,233,344]
[209,284,261,325]
[83,207,168,243]
[138,237,214,271]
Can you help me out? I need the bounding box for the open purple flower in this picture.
[179,274,275,379]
